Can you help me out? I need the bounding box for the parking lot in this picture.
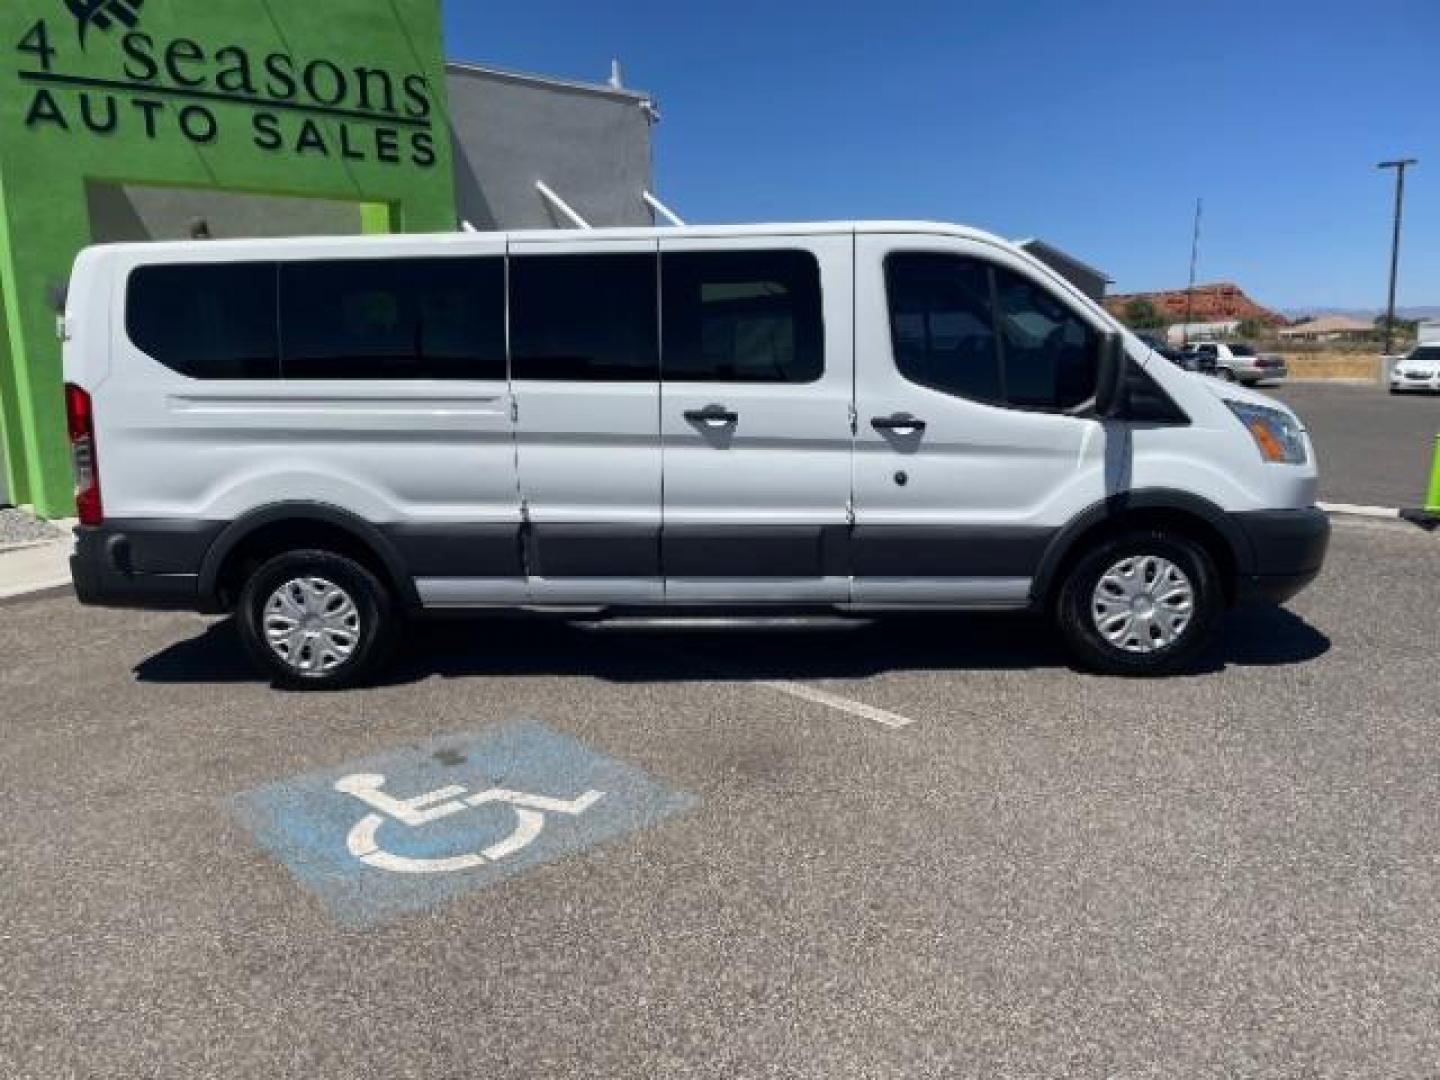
[3,506,1438,1077]
[1268,382,1438,509]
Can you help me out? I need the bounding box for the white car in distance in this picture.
[1390,345,1440,394]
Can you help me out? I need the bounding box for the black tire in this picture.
[1055,530,1222,677]
[1217,368,1238,383]
[237,549,396,690]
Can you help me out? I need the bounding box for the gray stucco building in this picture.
[447,62,658,231]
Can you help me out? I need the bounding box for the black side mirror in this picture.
[1095,332,1129,418]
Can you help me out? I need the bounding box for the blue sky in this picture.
[445,1,1438,310]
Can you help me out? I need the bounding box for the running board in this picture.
[572,615,872,632]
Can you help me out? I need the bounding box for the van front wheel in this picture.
[238,550,396,690]
[1055,531,1221,677]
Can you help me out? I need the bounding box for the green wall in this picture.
[0,0,457,515]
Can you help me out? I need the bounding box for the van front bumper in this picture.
[70,522,220,611]
[1232,507,1330,604]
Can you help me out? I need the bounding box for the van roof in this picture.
[83,220,1013,260]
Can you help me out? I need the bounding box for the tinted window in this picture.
[279,258,505,380]
[662,250,823,383]
[885,254,1003,404]
[510,254,658,381]
[127,262,279,379]
[994,266,1099,411]
[1229,342,1257,356]
[885,254,1101,411]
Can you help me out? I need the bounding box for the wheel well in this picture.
[213,519,401,610]
[1041,507,1239,610]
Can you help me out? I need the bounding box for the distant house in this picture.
[1277,315,1376,343]
[1017,239,1113,302]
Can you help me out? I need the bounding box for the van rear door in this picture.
[105,242,522,600]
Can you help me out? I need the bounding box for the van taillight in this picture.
[64,383,103,526]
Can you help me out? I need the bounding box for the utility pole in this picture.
[1378,158,1417,357]
[1183,198,1202,345]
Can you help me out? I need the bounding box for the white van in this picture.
[63,222,1329,687]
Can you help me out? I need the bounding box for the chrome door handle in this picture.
[684,406,739,426]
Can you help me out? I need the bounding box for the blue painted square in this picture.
[231,722,698,928]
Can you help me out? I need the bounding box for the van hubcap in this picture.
[263,577,361,673]
[1091,556,1195,654]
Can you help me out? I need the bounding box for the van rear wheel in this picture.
[1055,530,1221,677]
[237,549,396,690]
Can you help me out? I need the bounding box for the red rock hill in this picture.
[1105,283,1283,325]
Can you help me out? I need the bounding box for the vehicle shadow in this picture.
[133,605,1332,688]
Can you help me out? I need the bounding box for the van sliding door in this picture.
[658,235,855,603]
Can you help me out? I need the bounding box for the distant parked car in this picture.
[1184,342,1287,385]
[1389,345,1440,394]
[1135,332,1215,374]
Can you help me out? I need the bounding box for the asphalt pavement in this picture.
[1265,382,1438,509]
[3,516,1438,1078]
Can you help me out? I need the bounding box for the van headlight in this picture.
[1225,401,1308,464]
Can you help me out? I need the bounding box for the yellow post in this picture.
[1427,435,1440,514]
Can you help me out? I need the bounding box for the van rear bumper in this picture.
[70,522,221,611]
[1232,507,1330,604]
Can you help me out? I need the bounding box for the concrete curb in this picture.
[1318,502,1402,521]
[0,536,73,601]
[0,538,57,555]
[1321,502,1440,532]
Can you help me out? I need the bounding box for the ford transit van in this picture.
[63,222,1329,687]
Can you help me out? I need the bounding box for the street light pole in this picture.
[1378,158,1418,357]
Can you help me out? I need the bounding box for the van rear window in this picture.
[127,257,509,381]
[126,262,280,380]
[279,258,507,381]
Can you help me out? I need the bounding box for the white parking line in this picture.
[757,680,915,730]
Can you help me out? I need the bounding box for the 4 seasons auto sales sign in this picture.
[14,0,441,169]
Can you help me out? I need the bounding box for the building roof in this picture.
[444,60,653,104]
[1278,315,1375,336]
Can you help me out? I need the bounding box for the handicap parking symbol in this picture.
[231,722,698,928]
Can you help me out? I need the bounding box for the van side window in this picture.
[279,258,506,380]
[994,266,1099,411]
[126,262,279,380]
[661,250,823,383]
[884,254,1003,405]
[510,254,659,381]
[885,253,1099,412]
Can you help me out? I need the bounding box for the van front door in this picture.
[851,234,1108,605]
[508,239,662,603]
[658,236,854,603]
